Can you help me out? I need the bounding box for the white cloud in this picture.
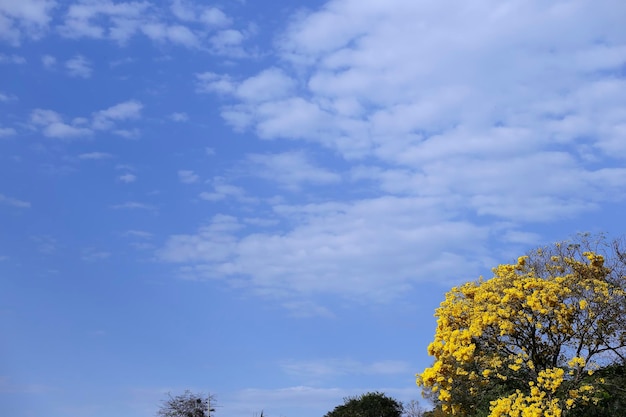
[41,54,55,68]
[123,230,153,239]
[162,0,626,311]
[0,126,16,137]
[141,22,199,47]
[59,0,151,41]
[118,173,137,183]
[247,151,341,190]
[202,0,626,218]
[113,128,140,139]
[169,112,189,122]
[92,100,143,130]
[65,55,92,78]
[78,152,112,160]
[111,201,155,210]
[0,91,14,101]
[58,0,241,49]
[170,0,231,27]
[209,29,245,55]
[178,170,199,184]
[30,101,142,139]
[196,72,235,94]
[158,198,492,308]
[82,248,111,261]
[197,179,254,203]
[0,53,25,64]
[0,0,56,45]
[0,193,30,208]
[30,109,93,139]
[281,359,412,379]
[235,68,296,102]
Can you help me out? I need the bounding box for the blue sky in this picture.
[1,0,625,416]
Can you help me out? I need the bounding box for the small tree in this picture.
[403,399,426,417]
[324,392,403,417]
[157,390,216,417]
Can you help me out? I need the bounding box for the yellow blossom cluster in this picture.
[417,248,626,416]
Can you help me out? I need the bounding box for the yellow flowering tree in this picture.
[417,235,626,417]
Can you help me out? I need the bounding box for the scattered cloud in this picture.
[246,151,341,190]
[209,29,245,55]
[30,100,143,140]
[113,128,141,139]
[281,359,412,379]
[141,23,200,48]
[41,54,55,68]
[178,170,199,184]
[118,173,137,183]
[65,55,93,78]
[0,54,26,64]
[0,0,56,46]
[92,100,143,130]
[170,112,189,122]
[31,235,57,254]
[0,376,52,394]
[58,0,241,52]
[111,201,155,210]
[30,108,93,139]
[0,193,30,208]
[170,0,231,27]
[0,126,16,137]
[123,230,153,239]
[82,248,111,261]
[158,202,492,310]
[59,0,152,42]
[78,152,113,160]
[198,179,252,203]
[0,92,15,102]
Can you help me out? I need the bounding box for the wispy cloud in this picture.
[82,248,111,261]
[0,92,15,102]
[0,0,56,46]
[246,151,341,190]
[123,230,153,239]
[0,126,16,137]
[0,193,30,208]
[57,0,241,52]
[78,152,113,160]
[92,100,143,130]
[281,359,412,379]
[65,55,92,78]
[170,112,189,122]
[198,180,253,203]
[111,201,155,210]
[30,100,143,139]
[118,173,137,183]
[30,109,92,139]
[157,203,491,310]
[178,170,199,184]
[0,54,26,64]
[41,54,56,68]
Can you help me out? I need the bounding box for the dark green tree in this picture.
[324,392,403,417]
[156,391,216,417]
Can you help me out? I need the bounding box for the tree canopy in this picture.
[417,234,626,416]
[156,391,216,417]
[324,392,404,417]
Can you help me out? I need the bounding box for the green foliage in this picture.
[324,392,404,417]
